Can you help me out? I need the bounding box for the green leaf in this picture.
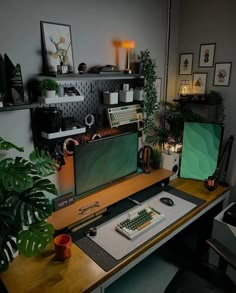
[0,231,18,272]
[17,221,54,257]
[6,191,53,226]
[32,176,58,196]
[0,137,24,152]
[29,149,58,177]
[0,157,34,192]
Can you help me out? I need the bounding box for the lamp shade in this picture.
[121,40,136,49]
[179,80,191,96]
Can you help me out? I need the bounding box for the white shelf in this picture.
[41,127,86,139]
[40,95,84,104]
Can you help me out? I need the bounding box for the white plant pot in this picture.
[45,90,56,98]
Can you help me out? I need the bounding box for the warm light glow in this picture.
[179,80,191,96]
[121,40,136,49]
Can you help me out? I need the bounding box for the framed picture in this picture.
[179,53,193,75]
[40,21,74,74]
[155,78,162,102]
[213,62,232,86]
[199,43,216,67]
[192,73,207,94]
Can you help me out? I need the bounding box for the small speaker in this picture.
[161,152,180,180]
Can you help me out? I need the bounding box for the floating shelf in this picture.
[37,73,144,81]
[40,95,84,104]
[41,127,86,139]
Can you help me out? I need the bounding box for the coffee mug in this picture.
[54,234,72,261]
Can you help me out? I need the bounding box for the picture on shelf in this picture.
[213,62,232,86]
[199,43,216,67]
[40,21,75,74]
[192,73,207,94]
[179,53,193,75]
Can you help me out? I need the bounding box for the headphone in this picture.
[63,138,79,155]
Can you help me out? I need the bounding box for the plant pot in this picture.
[45,90,56,98]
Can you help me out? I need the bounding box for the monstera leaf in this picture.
[5,191,53,226]
[0,232,18,272]
[30,149,58,177]
[0,157,34,192]
[17,221,54,257]
[0,137,24,152]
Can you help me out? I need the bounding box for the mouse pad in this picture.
[86,191,196,260]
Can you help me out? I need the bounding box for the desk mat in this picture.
[74,185,205,271]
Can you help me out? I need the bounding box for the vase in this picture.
[45,90,56,98]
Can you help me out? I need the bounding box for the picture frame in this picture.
[213,62,232,86]
[40,21,75,74]
[199,43,216,67]
[192,72,207,94]
[179,53,193,75]
[155,78,162,103]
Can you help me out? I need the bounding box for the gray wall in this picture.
[168,0,236,195]
[0,0,169,194]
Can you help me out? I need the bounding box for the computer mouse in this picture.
[160,197,174,206]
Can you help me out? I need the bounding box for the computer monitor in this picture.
[180,122,223,181]
[74,132,138,198]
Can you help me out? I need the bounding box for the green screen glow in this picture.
[180,122,222,180]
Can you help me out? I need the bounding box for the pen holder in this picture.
[54,234,72,261]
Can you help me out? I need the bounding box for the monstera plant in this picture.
[0,137,58,272]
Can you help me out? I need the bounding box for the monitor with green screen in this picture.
[74,132,138,198]
[180,122,223,181]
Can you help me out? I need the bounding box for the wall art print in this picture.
[213,62,232,86]
[41,21,75,74]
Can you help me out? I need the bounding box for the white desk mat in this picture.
[88,191,196,260]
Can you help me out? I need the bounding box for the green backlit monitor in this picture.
[180,122,223,181]
[74,132,138,198]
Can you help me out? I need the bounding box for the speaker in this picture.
[161,152,180,180]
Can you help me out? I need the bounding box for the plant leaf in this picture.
[32,176,58,195]
[5,191,53,226]
[0,137,24,152]
[29,150,58,177]
[0,231,18,272]
[17,221,54,257]
[0,157,34,192]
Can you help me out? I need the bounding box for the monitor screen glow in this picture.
[74,132,138,198]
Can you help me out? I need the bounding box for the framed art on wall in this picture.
[192,72,207,94]
[199,43,216,67]
[40,21,75,74]
[179,53,193,75]
[213,62,232,86]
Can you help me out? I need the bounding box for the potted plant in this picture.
[0,137,58,272]
[40,78,59,98]
[151,145,162,169]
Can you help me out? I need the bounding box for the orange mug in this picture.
[54,234,72,261]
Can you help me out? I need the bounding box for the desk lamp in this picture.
[121,40,136,74]
[179,80,191,97]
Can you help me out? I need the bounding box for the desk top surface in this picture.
[0,169,229,293]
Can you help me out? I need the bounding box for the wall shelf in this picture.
[38,73,144,81]
[0,103,39,112]
[41,127,86,139]
[39,95,84,105]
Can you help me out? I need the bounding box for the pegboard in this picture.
[53,80,98,121]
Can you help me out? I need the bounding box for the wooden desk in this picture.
[0,170,230,293]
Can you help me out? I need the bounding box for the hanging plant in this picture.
[138,49,157,132]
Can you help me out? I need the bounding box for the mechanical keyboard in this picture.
[115,205,165,240]
[107,104,143,128]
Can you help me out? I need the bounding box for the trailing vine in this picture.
[138,49,157,132]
